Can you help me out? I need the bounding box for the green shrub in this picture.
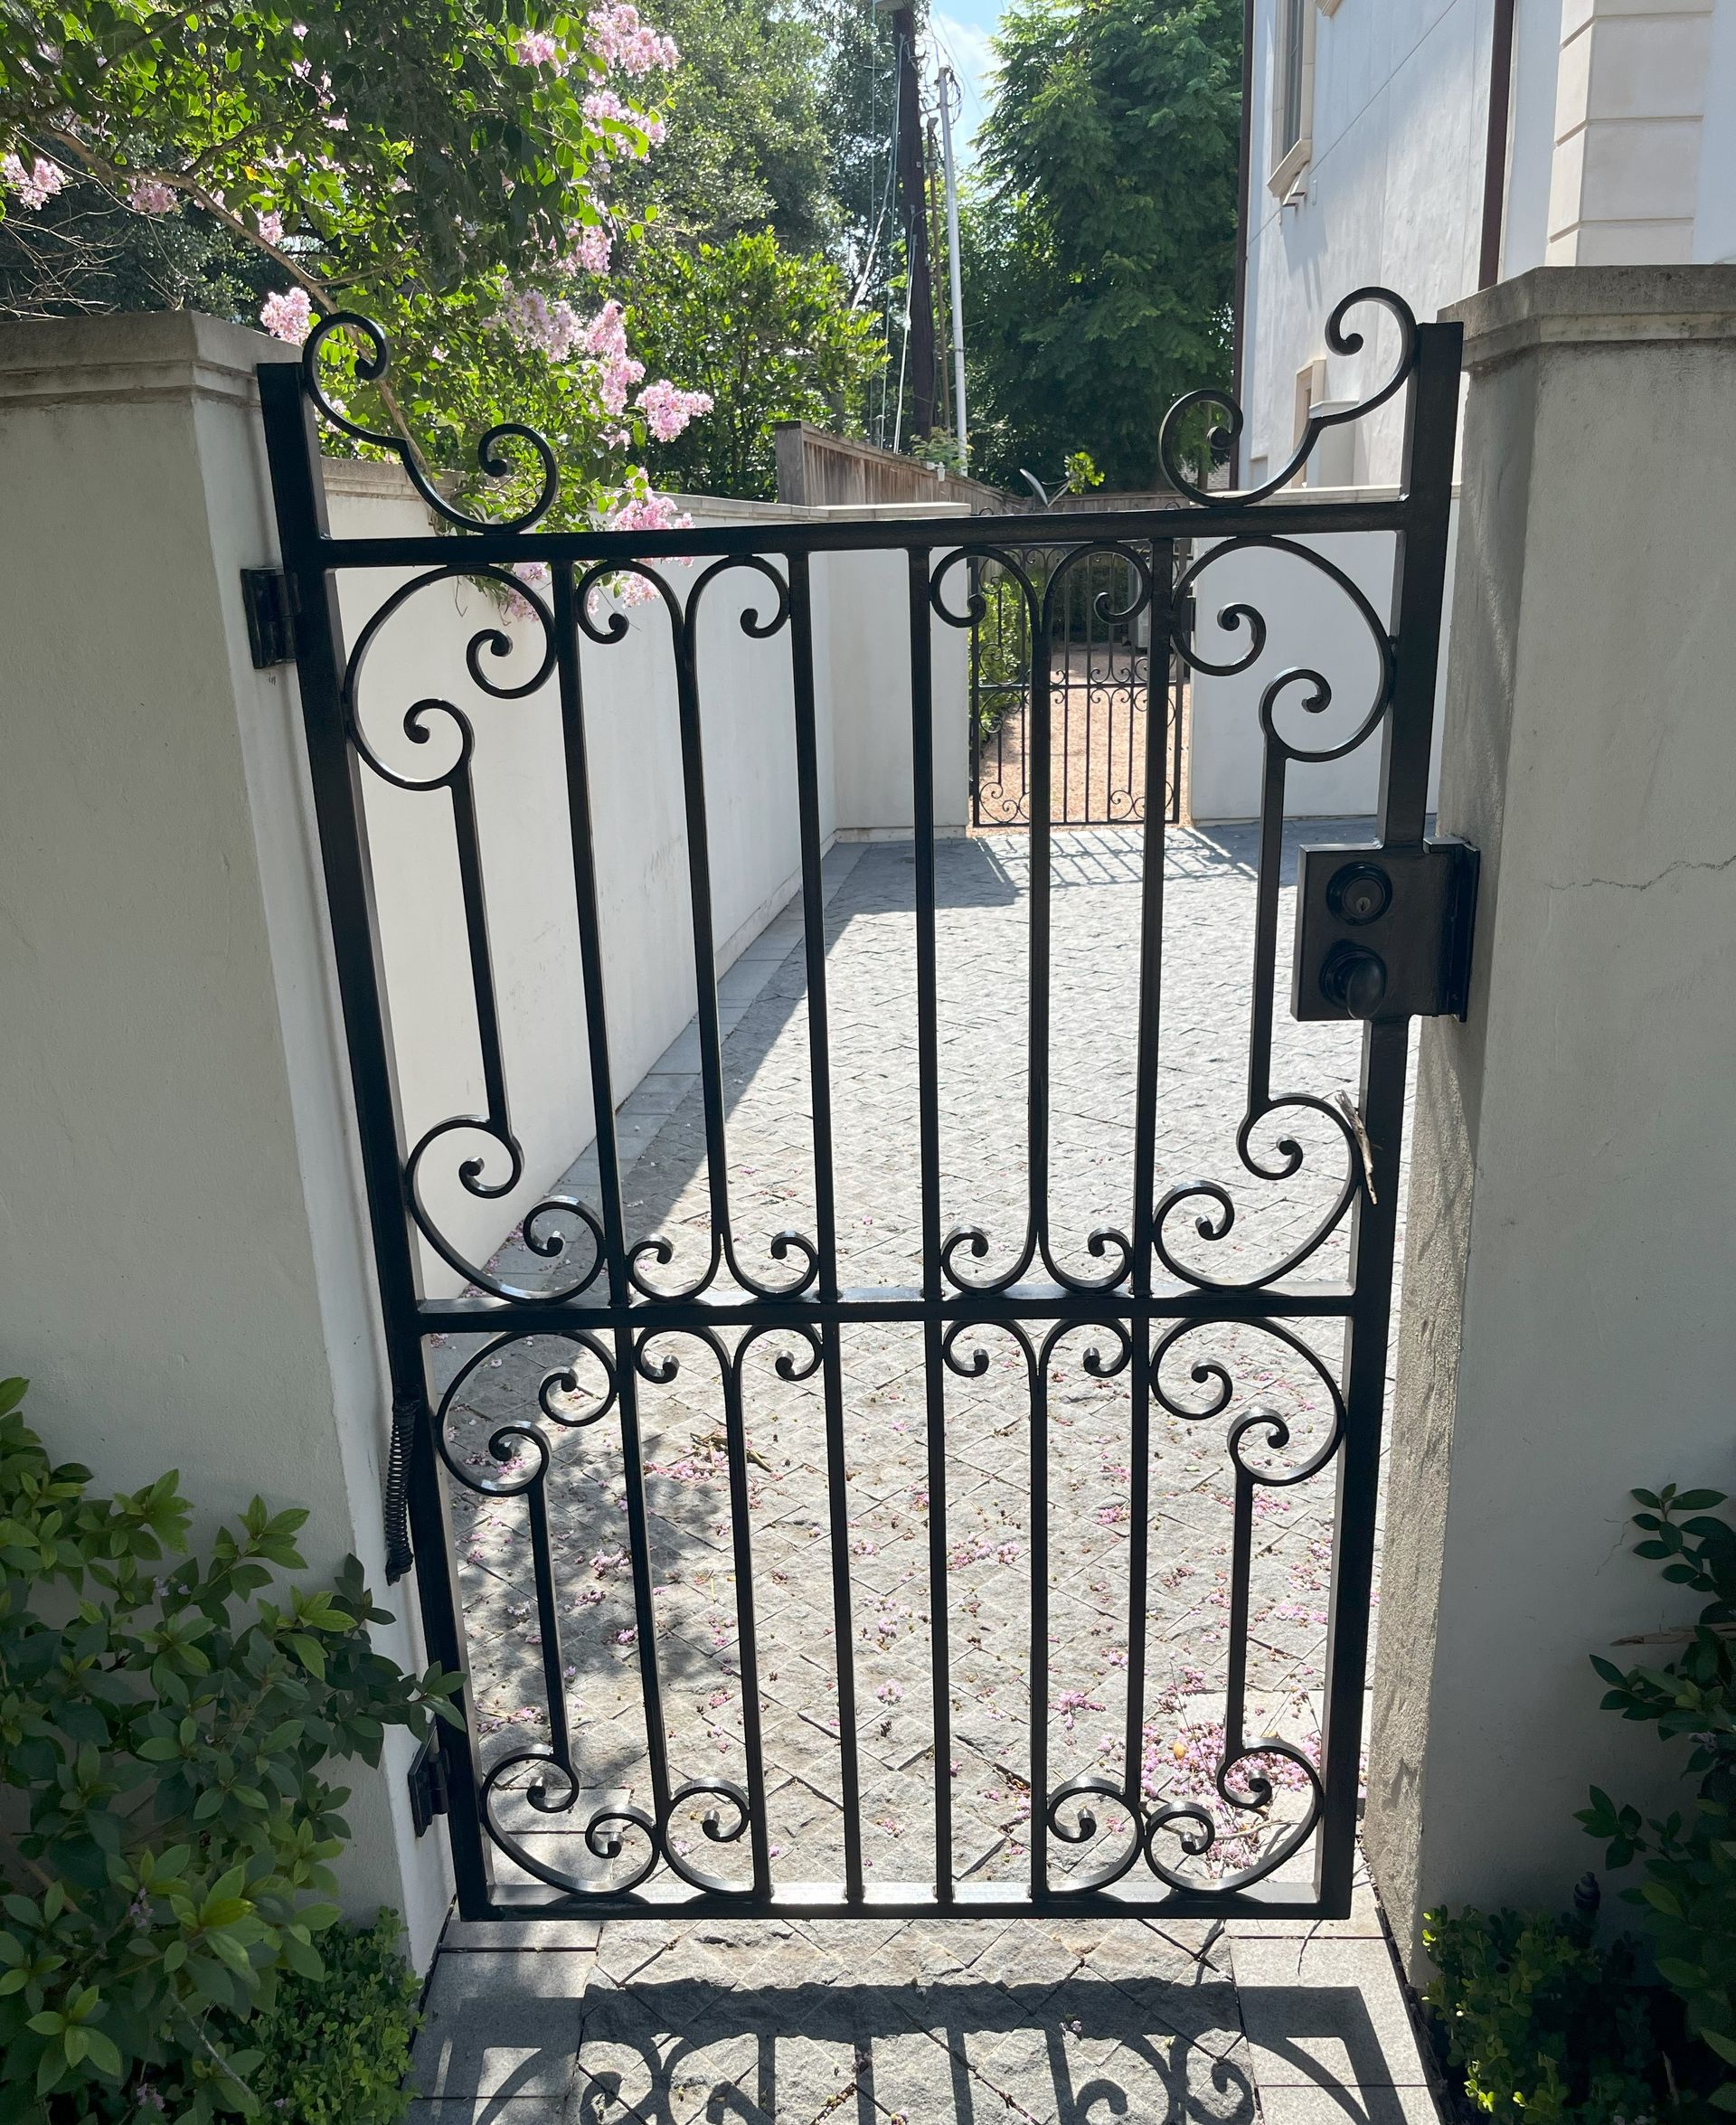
[0,1376,460,2121]
[1421,1905,1656,2124]
[1580,1485,1736,2110]
[241,1911,421,2125]
[972,571,1030,738]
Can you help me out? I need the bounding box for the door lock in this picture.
[1292,838,1479,1024]
[1326,861,1392,925]
[1319,940,1389,1017]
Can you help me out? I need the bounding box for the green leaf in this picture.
[286,1633,327,1679]
[1656,1957,1705,1988]
[81,2027,122,2080]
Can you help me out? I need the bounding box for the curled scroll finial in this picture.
[303,312,559,534]
[1157,288,1420,507]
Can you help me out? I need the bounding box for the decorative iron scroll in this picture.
[438,1315,1336,1901]
[305,313,560,532]
[263,281,1459,1922]
[1158,287,1419,505]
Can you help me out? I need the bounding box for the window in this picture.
[1269,0,1316,197]
[1279,0,1306,158]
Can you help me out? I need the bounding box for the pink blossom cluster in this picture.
[501,284,585,361]
[2,153,64,209]
[259,288,314,344]
[501,557,552,623]
[1053,1688,1105,1733]
[257,208,285,246]
[946,1534,1021,1570]
[587,4,679,75]
[637,377,712,442]
[559,221,613,276]
[581,298,646,411]
[513,28,564,68]
[606,486,684,535]
[126,175,178,214]
[582,88,665,156]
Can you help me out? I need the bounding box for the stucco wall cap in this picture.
[0,308,297,410]
[1443,264,1736,373]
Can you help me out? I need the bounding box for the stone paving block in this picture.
[442,1918,603,1952]
[409,2101,573,2125]
[1230,1937,1430,2087]
[623,1071,701,1115]
[410,1949,589,2101]
[1226,1864,1385,1941]
[1253,2086,1445,2125]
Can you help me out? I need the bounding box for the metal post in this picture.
[939,64,969,463]
[892,5,938,439]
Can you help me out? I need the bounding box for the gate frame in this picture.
[259,288,1464,1925]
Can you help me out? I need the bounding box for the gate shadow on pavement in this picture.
[410,1912,1437,2125]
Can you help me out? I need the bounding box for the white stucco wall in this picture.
[1366,266,1736,1969]
[1184,490,1457,821]
[813,527,972,839]
[1241,0,1736,486]
[0,314,453,1969]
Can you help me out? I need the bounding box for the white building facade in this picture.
[1235,0,1736,485]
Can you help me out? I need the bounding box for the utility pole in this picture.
[927,116,951,436]
[891,5,937,439]
[937,63,968,464]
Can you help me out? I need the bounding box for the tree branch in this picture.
[32,128,433,477]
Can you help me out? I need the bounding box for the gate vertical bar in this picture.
[909,547,954,1905]
[256,359,490,1912]
[1316,317,1463,1911]
[1125,540,1173,1798]
[1167,542,1188,825]
[551,563,674,1855]
[968,556,984,832]
[788,552,865,1903]
[1028,1346,1049,1897]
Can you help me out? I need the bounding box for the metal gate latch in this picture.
[407,1731,450,1837]
[1292,838,1479,1023]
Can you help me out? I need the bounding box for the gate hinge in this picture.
[1292,837,1480,1025]
[241,567,297,668]
[407,1731,449,1838]
[383,1391,420,1585]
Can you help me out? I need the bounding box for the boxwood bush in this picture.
[0,1375,458,2120]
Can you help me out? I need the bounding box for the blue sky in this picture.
[928,2,1004,156]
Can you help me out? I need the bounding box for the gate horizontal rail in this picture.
[259,286,1464,1925]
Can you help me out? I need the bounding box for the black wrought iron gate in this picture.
[968,542,1186,827]
[259,288,1473,1924]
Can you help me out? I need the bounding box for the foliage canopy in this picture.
[962,0,1241,491]
[623,227,882,497]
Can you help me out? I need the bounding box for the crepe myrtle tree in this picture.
[0,0,713,529]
